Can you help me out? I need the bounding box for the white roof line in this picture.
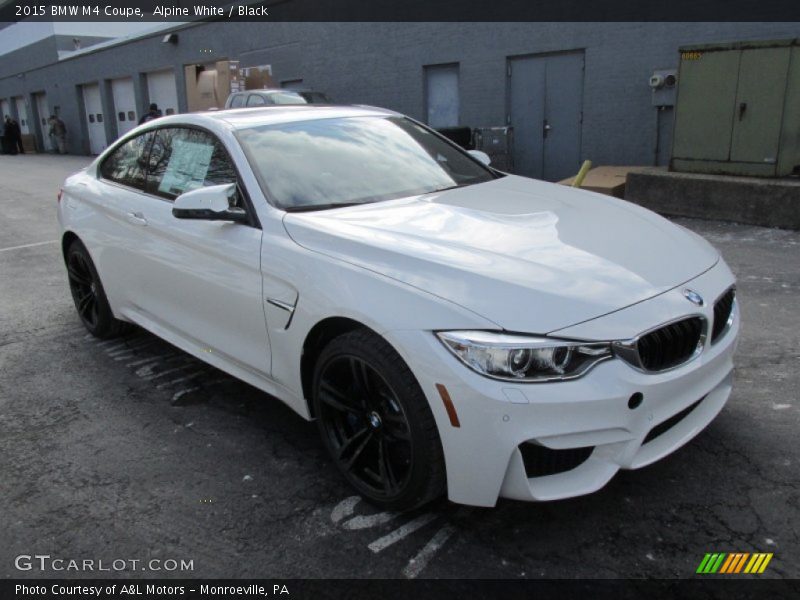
[56,21,194,62]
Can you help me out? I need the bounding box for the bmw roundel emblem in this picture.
[683,288,704,306]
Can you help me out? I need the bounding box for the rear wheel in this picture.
[313,329,446,511]
[66,240,127,339]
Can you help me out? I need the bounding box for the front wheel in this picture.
[312,329,446,511]
[65,239,128,339]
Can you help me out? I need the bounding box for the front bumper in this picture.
[384,260,739,507]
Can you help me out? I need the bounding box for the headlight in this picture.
[436,331,612,382]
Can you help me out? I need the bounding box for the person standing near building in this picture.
[49,115,68,154]
[2,116,18,155]
[8,116,24,153]
[47,116,57,152]
[138,103,160,124]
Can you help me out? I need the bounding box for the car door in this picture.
[87,130,156,310]
[120,125,270,375]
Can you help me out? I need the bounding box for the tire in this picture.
[65,239,128,339]
[312,328,446,511]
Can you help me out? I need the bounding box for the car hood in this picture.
[283,175,719,334]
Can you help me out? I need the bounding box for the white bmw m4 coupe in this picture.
[58,105,739,509]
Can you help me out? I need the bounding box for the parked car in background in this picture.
[57,105,739,511]
[292,90,333,104]
[224,89,333,109]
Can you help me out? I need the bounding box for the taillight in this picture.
[57,188,63,203]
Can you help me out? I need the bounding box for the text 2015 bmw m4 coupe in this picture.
[58,105,739,510]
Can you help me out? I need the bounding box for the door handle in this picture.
[126,211,147,226]
[543,119,552,139]
[739,102,747,121]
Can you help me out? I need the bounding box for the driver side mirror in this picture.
[467,150,491,166]
[172,183,248,224]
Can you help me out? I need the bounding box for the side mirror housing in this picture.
[468,150,491,166]
[172,183,247,223]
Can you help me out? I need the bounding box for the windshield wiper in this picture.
[283,203,361,213]
[427,182,474,194]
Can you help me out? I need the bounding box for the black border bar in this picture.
[4,579,800,600]
[3,0,800,22]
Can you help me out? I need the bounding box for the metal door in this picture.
[425,64,460,129]
[146,69,179,116]
[730,47,791,164]
[672,51,740,161]
[15,97,29,134]
[508,51,584,181]
[83,83,107,155]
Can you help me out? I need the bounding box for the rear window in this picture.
[266,92,308,105]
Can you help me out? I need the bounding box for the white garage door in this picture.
[35,93,49,127]
[82,83,107,155]
[33,92,51,150]
[15,97,30,134]
[111,77,137,137]
[146,69,179,117]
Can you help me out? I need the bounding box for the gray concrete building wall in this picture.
[0,37,61,80]
[0,34,112,79]
[2,22,800,169]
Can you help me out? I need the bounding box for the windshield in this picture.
[237,116,496,210]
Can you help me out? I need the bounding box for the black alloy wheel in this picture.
[318,355,413,499]
[313,329,446,510]
[67,250,100,329]
[65,240,128,339]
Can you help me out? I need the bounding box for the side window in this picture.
[246,94,266,106]
[146,127,240,205]
[230,94,245,108]
[99,132,153,189]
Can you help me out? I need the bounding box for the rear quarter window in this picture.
[99,132,153,190]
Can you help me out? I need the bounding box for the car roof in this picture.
[234,89,301,95]
[154,104,400,131]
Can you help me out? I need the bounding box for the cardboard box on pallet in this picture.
[184,60,243,112]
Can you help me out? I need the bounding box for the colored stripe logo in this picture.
[696,552,773,574]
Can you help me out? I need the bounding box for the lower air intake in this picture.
[519,443,594,478]
[643,397,705,445]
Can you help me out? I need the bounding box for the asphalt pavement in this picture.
[0,154,797,579]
